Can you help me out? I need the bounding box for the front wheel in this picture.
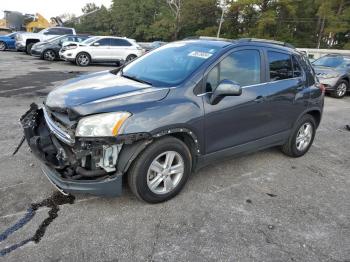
[0,41,6,51]
[26,43,34,54]
[331,80,348,98]
[281,114,316,157]
[76,52,91,66]
[128,137,192,203]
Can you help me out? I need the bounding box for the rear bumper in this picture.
[20,104,122,197]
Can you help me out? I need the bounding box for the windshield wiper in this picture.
[122,73,153,86]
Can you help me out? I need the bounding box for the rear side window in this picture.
[110,39,132,46]
[206,49,261,92]
[268,51,293,81]
[292,56,303,77]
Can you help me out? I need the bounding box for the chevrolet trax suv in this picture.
[20,38,324,203]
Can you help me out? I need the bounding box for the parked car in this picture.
[59,36,143,66]
[0,32,17,51]
[138,41,167,52]
[312,54,350,98]
[31,34,90,61]
[15,27,76,54]
[20,38,324,203]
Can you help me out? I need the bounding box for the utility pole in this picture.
[217,0,226,38]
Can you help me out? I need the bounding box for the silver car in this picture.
[312,54,350,98]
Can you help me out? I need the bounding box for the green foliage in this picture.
[67,0,350,48]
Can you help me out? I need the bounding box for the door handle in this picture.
[254,96,265,102]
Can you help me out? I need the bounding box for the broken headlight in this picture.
[75,112,131,137]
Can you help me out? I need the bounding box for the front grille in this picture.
[43,107,75,145]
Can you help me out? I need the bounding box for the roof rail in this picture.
[238,38,295,49]
[183,36,235,42]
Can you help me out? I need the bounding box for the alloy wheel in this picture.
[77,54,90,66]
[44,50,56,61]
[337,83,347,97]
[296,123,313,151]
[0,42,6,51]
[146,151,185,195]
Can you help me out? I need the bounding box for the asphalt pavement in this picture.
[0,51,349,262]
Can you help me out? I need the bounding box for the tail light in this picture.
[316,82,326,93]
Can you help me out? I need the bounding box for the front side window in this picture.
[206,49,261,92]
[268,51,293,81]
[95,38,111,46]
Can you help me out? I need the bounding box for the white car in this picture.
[59,36,144,66]
[15,27,76,54]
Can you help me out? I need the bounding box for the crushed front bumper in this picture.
[20,104,122,197]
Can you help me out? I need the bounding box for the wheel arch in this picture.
[26,39,40,46]
[117,128,201,174]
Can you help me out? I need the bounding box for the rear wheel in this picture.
[0,41,6,51]
[331,80,348,98]
[128,137,192,203]
[43,49,57,61]
[26,43,34,54]
[281,114,316,157]
[76,52,91,66]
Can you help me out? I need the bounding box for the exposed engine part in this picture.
[97,144,122,172]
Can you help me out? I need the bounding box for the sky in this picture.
[2,0,112,19]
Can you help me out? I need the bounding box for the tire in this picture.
[125,54,137,63]
[331,80,348,99]
[26,43,34,54]
[281,114,316,157]
[128,136,192,203]
[75,52,91,66]
[43,49,57,61]
[0,41,6,51]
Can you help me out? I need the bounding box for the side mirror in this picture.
[92,42,100,47]
[210,79,242,105]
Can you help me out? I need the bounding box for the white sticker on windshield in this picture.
[188,51,213,59]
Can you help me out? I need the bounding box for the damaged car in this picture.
[20,38,324,203]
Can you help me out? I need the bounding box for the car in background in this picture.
[0,32,17,51]
[15,27,76,54]
[312,54,350,98]
[138,41,167,52]
[59,36,143,66]
[31,34,90,61]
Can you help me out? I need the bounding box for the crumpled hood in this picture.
[0,36,10,41]
[46,70,170,114]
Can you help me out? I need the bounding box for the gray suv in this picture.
[20,38,324,203]
[313,54,350,98]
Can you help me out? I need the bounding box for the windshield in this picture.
[313,55,347,68]
[122,42,220,87]
[82,37,100,45]
[47,35,65,43]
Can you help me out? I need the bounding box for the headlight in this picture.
[65,45,77,50]
[75,112,131,137]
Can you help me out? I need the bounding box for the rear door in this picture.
[203,47,275,153]
[90,38,111,61]
[109,38,133,60]
[263,49,309,132]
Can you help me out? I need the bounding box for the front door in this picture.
[203,48,273,154]
[90,38,111,61]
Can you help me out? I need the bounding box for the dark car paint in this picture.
[0,33,16,49]
[32,35,89,59]
[23,39,323,196]
[46,40,323,159]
